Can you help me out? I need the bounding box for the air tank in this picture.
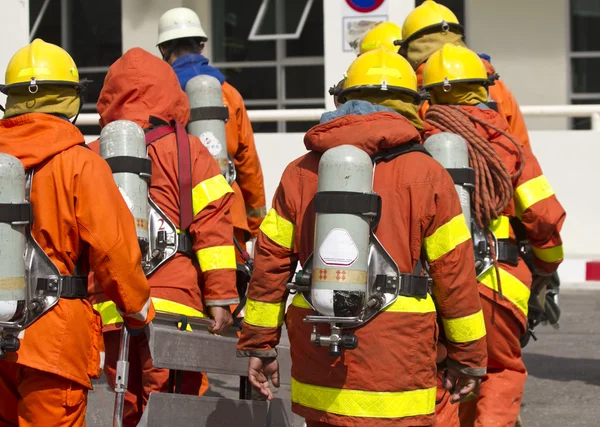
[311,145,372,318]
[424,132,472,226]
[185,75,230,179]
[0,154,27,322]
[100,120,150,255]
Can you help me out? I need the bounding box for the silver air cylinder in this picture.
[312,145,372,317]
[424,132,471,225]
[185,75,229,178]
[0,154,27,322]
[100,121,150,254]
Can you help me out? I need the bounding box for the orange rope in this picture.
[425,105,526,301]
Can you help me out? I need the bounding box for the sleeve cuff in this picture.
[236,349,278,358]
[447,358,487,377]
[205,298,240,307]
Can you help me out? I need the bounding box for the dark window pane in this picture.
[247,105,278,133]
[71,1,121,67]
[212,0,276,62]
[223,67,277,100]
[570,0,600,52]
[572,58,600,93]
[415,0,465,28]
[570,99,600,130]
[287,0,324,57]
[285,66,325,99]
[29,0,61,45]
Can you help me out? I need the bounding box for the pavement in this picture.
[520,289,600,427]
[87,290,600,426]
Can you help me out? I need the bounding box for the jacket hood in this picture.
[0,113,84,169]
[481,58,496,76]
[97,48,190,129]
[305,101,421,155]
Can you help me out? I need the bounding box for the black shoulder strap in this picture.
[371,141,432,163]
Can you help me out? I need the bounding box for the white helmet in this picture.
[157,7,208,46]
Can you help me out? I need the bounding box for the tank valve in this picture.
[311,324,358,357]
[0,334,20,360]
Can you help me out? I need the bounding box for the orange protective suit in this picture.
[222,82,267,238]
[417,60,532,148]
[424,105,566,426]
[88,48,239,427]
[238,109,488,426]
[0,113,154,426]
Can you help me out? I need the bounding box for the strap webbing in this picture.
[175,123,194,232]
[189,106,229,122]
[145,123,194,232]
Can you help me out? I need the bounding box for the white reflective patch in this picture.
[128,297,151,322]
[18,330,25,339]
[319,228,359,266]
[118,186,134,211]
[199,131,223,157]
[99,351,106,370]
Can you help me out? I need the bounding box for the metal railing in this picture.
[76,105,600,130]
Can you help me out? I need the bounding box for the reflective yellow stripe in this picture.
[442,310,486,344]
[515,175,555,214]
[291,294,312,309]
[259,208,295,250]
[489,216,510,239]
[291,378,436,418]
[479,267,530,316]
[93,297,205,327]
[192,174,234,216]
[424,214,471,262]
[383,294,436,313]
[244,298,286,328]
[196,245,236,272]
[532,244,564,264]
[291,293,436,313]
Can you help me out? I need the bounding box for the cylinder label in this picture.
[199,131,223,157]
[319,228,359,266]
[313,268,367,284]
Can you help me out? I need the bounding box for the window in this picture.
[212,0,324,132]
[570,0,600,129]
[29,0,122,135]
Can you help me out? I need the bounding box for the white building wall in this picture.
[323,0,416,110]
[122,0,212,58]
[0,1,29,105]
[466,0,569,130]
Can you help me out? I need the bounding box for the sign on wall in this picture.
[342,0,389,53]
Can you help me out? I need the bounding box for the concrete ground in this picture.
[520,290,600,427]
[88,290,600,426]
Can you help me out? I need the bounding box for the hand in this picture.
[443,368,480,404]
[248,357,280,400]
[209,306,233,334]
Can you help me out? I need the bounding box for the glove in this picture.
[124,322,149,337]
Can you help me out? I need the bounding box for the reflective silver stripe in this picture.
[118,297,151,323]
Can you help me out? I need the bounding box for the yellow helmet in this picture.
[339,47,420,103]
[2,39,81,94]
[422,44,489,90]
[402,0,463,43]
[360,22,402,55]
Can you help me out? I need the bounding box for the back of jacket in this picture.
[424,105,566,328]
[90,48,238,321]
[0,113,152,388]
[238,106,487,426]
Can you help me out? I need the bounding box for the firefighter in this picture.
[421,44,566,427]
[87,47,239,427]
[0,39,154,427]
[399,0,532,147]
[157,7,267,249]
[237,48,488,427]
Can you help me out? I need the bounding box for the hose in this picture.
[425,105,526,301]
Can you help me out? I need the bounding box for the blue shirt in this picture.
[171,54,226,91]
